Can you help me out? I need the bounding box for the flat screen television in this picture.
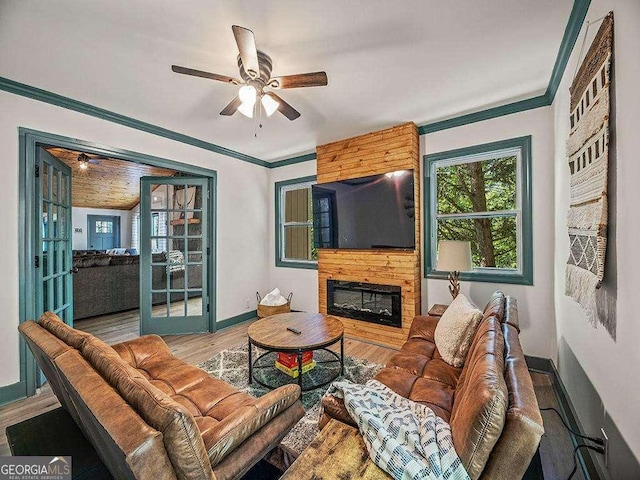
[312,170,415,250]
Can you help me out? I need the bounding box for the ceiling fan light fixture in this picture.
[79,161,88,170]
[237,100,255,118]
[261,94,279,117]
[238,84,257,104]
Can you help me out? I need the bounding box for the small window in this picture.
[424,136,533,285]
[95,220,113,234]
[275,176,318,269]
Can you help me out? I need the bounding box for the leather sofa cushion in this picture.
[39,311,93,349]
[375,356,461,422]
[21,319,178,479]
[54,349,178,480]
[19,320,78,424]
[202,384,301,466]
[112,335,301,468]
[450,317,508,479]
[79,335,214,480]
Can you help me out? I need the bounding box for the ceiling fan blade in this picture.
[220,96,242,116]
[171,65,240,85]
[265,92,301,121]
[88,159,101,165]
[232,25,260,78]
[268,71,328,89]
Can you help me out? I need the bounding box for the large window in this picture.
[424,136,533,285]
[275,175,318,269]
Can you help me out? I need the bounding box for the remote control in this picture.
[287,327,302,334]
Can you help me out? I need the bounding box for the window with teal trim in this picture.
[425,136,533,285]
[275,176,318,269]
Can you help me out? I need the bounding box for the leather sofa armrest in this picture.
[111,334,173,367]
[407,315,440,342]
[319,394,357,430]
[205,384,301,467]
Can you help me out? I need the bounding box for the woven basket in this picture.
[256,292,293,319]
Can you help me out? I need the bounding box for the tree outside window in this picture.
[425,136,533,285]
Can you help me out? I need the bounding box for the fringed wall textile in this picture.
[566,13,614,335]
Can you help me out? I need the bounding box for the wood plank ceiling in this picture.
[47,147,177,210]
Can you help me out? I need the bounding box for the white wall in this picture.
[268,161,319,314]
[553,0,640,468]
[0,91,270,387]
[72,207,132,250]
[423,106,557,359]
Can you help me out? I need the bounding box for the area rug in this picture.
[197,343,383,455]
[565,12,615,337]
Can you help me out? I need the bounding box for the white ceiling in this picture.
[0,0,573,162]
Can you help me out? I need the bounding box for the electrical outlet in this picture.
[601,427,609,467]
[245,298,250,310]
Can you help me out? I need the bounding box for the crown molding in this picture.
[0,76,268,167]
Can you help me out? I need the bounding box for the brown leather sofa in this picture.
[320,291,544,480]
[19,312,305,480]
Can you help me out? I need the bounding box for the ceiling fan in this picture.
[77,153,107,170]
[171,25,328,121]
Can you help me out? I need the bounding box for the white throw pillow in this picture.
[434,294,483,367]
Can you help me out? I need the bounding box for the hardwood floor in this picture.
[1,308,583,479]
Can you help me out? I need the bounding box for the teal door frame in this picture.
[6,127,217,406]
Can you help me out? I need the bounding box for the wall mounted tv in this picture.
[312,170,415,250]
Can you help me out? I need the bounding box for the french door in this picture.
[35,147,74,325]
[139,177,211,335]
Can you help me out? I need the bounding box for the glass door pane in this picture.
[36,148,73,326]
[140,177,210,335]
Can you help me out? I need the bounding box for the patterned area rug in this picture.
[197,343,383,455]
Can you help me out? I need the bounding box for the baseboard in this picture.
[0,380,26,407]
[525,355,602,480]
[217,310,257,330]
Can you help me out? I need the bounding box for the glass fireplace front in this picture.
[327,280,401,328]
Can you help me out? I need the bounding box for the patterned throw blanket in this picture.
[326,380,469,480]
[167,249,185,273]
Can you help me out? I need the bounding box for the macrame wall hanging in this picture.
[565,12,615,336]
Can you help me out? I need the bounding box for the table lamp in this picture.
[436,240,472,299]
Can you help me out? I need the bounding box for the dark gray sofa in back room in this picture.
[72,253,202,320]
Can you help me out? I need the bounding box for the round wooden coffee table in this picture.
[247,312,344,391]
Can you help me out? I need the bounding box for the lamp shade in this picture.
[261,93,279,116]
[436,240,472,272]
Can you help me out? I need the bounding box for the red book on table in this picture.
[277,351,313,368]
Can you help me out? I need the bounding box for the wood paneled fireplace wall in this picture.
[317,122,421,348]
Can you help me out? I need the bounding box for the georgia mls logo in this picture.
[0,456,72,480]
[48,457,69,473]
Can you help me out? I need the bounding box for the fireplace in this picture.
[327,280,402,328]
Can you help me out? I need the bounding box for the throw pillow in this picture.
[434,294,483,367]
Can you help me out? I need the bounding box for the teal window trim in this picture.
[275,175,318,270]
[423,135,533,285]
